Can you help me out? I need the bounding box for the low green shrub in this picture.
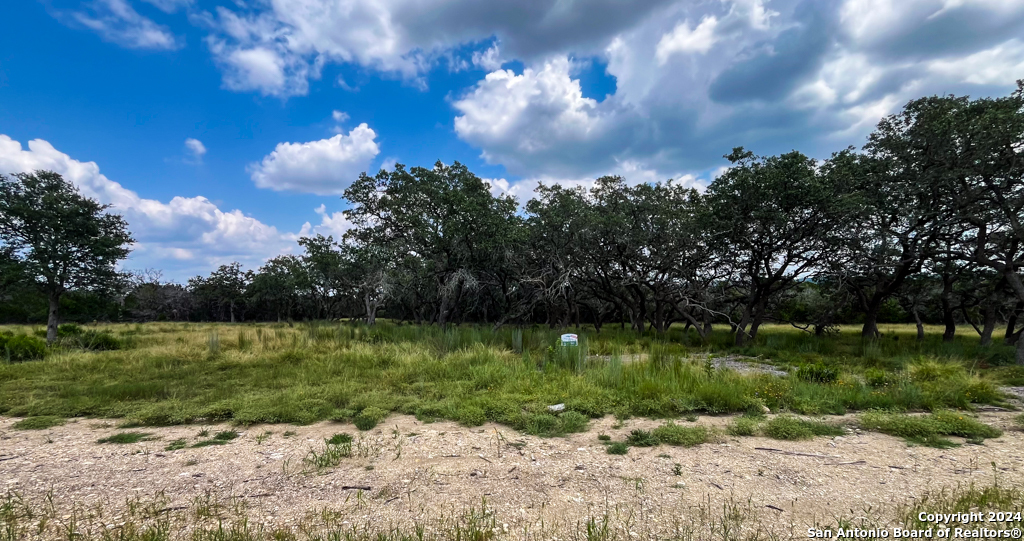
[97,432,153,444]
[606,442,629,455]
[326,433,353,445]
[164,439,187,451]
[797,363,839,384]
[354,406,388,430]
[651,423,712,447]
[763,416,843,440]
[625,429,658,447]
[558,411,590,433]
[0,334,46,362]
[12,416,65,430]
[58,323,84,336]
[859,410,1001,448]
[727,417,759,436]
[79,331,123,351]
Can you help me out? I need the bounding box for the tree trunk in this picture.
[229,300,236,323]
[861,305,880,339]
[1005,301,1023,345]
[1017,333,1024,365]
[46,293,60,345]
[941,275,956,342]
[911,307,925,342]
[734,305,753,346]
[980,303,997,346]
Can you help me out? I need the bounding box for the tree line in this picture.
[2,83,1023,360]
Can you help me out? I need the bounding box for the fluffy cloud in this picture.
[297,204,356,240]
[184,138,206,163]
[0,135,293,277]
[63,0,180,50]
[198,0,678,96]
[450,0,1024,181]
[656,16,719,62]
[248,123,380,195]
[49,0,1024,185]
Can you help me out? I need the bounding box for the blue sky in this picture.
[2,0,1023,280]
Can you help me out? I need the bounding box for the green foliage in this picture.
[76,329,123,350]
[164,438,187,451]
[605,442,629,455]
[0,334,46,362]
[213,430,239,441]
[0,322,1014,434]
[762,416,844,440]
[727,417,759,437]
[859,411,1002,448]
[796,363,838,384]
[650,423,713,447]
[625,429,658,447]
[97,432,152,444]
[326,433,353,445]
[12,416,65,430]
[0,171,133,343]
[354,406,388,430]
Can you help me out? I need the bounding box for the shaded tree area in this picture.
[3,84,1024,360]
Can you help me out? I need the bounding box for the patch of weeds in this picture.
[897,482,1024,530]
[727,417,759,437]
[364,465,374,471]
[164,438,187,451]
[796,363,839,384]
[558,411,590,433]
[303,437,353,473]
[184,459,198,466]
[354,407,388,431]
[657,453,671,458]
[625,429,658,447]
[197,429,210,438]
[684,414,698,422]
[12,416,65,430]
[283,430,297,438]
[651,423,713,447]
[191,439,229,448]
[762,416,843,441]
[860,411,1001,448]
[606,442,629,455]
[1015,414,1024,430]
[326,433,353,445]
[597,434,611,442]
[97,432,153,444]
[255,431,272,444]
[213,430,239,441]
[672,463,683,476]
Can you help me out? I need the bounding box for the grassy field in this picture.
[0,321,1020,433]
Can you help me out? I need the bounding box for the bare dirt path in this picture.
[2,413,1023,538]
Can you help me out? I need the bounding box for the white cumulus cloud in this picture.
[248,123,380,195]
[0,134,293,277]
[656,16,719,62]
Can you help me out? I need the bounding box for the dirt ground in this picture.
[2,412,1023,538]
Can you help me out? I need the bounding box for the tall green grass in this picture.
[0,322,1011,432]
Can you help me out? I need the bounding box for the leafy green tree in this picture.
[344,161,521,326]
[248,255,302,321]
[705,149,853,345]
[0,171,133,343]
[189,262,251,322]
[947,81,1024,361]
[848,96,969,338]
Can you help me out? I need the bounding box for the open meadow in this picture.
[1,322,1024,540]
